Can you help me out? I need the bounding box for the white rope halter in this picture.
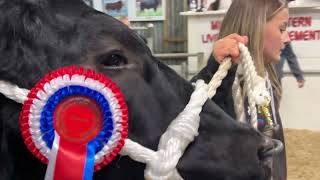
[0,43,270,180]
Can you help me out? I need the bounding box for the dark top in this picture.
[191,55,287,180]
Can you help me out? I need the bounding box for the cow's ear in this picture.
[0,0,48,35]
[1,0,48,16]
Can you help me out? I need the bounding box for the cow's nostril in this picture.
[259,137,284,160]
[264,139,284,157]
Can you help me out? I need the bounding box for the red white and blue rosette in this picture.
[19,66,128,180]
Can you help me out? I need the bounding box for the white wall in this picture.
[280,74,320,131]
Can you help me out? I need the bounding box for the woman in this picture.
[192,0,290,179]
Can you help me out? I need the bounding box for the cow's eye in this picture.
[97,50,128,67]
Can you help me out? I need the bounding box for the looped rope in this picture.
[0,43,270,180]
[207,43,270,128]
[238,43,271,128]
[208,43,270,105]
[120,80,208,179]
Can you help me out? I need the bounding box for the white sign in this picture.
[288,12,320,59]
[184,12,224,74]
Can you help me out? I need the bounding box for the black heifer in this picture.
[0,0,274,179]
[105,1,123,12]
[140,0,159,11]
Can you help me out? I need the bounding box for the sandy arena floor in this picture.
[285,129,320,180]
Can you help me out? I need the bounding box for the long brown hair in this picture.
[218,0,288,101]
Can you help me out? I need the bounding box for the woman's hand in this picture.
[213,33,248,64]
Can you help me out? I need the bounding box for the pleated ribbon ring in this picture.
[19,66,128,180]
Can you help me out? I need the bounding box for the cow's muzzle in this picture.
[263,139,284,157]
[259,135,284,159]
[258,136,284,180]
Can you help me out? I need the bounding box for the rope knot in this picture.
[252,76,271,106]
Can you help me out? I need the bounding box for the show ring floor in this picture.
[285,129,320,180]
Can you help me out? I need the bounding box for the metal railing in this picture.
[153,52,204,79]
[130,24,155,52]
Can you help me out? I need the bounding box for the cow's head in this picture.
[0,0,275,179]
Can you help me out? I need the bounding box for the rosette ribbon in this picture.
[19,66,128,180]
